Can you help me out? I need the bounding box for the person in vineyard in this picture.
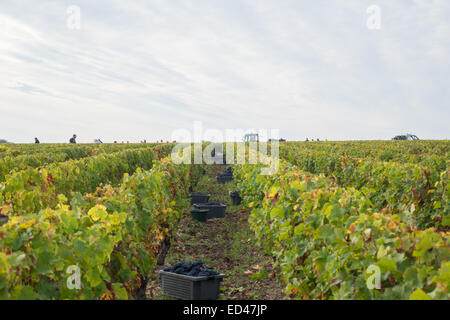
[69,134,77,144]
[34,137,40,144]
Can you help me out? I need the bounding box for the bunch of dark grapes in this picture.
[163,260,219,277]
[223,167,233,175]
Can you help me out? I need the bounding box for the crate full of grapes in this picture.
[159,261,225,300]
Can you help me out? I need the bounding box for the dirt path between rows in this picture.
[146,164,286,300]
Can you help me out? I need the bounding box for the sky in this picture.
[0,0,449,143]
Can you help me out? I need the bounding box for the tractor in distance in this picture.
[392,133,420,140]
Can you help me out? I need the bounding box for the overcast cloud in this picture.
[0,0,449,143]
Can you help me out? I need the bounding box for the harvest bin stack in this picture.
[194,202,227,219]
[216,167,233,183]
[190,209,209,222]
[189,192,210,205]
[189,191,226,221]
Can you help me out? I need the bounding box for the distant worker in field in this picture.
[69,134,77,144]
[34,137,40,144]
[305,137,309,141]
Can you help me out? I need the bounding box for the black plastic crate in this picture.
[230,191,242,205]
[194,202,226,218]
[159,270,225,300]
[189,192,211,205]
[190,209,209,222]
